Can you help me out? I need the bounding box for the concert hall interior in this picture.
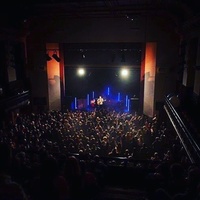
[0,1,200,200]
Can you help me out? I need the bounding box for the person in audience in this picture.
[30,154,69,200]
[64,156,82,200]
[0,142,28,200]
[173,165,200,200]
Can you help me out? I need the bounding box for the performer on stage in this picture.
[96,95,106,110]
[90,99,96,108]
[97,96,104,106]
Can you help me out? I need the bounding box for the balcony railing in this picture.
[0,90,30,111]
[164,95,200,165]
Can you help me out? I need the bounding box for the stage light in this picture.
[107,87,110,95]
[52,50,61,62]
[118,92,121,101]
[80,49,86,59]
[74,97,77,109]
[127,99,130,112]
[77,67,85,76]
[120,68,129,78]
[87,94,90,106]
[126,95,128,107]
[46,53,52,61]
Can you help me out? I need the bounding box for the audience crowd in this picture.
[0,108,200,200]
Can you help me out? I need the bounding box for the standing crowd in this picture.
[0,108,199,199]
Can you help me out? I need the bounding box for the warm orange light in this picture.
[143,42,157,117]
[145,43,156,76]
[46,43,61,110]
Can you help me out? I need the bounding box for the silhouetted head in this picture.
[0,142,12,173]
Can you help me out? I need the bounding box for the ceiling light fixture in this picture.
[52,50,61,62]
[46,52,52,61]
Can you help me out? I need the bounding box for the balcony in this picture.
[0,90,30,112]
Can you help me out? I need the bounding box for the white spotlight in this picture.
[77,68,85,76]
[120,68,129,78]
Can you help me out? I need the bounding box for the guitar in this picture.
[97,96,106,105]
